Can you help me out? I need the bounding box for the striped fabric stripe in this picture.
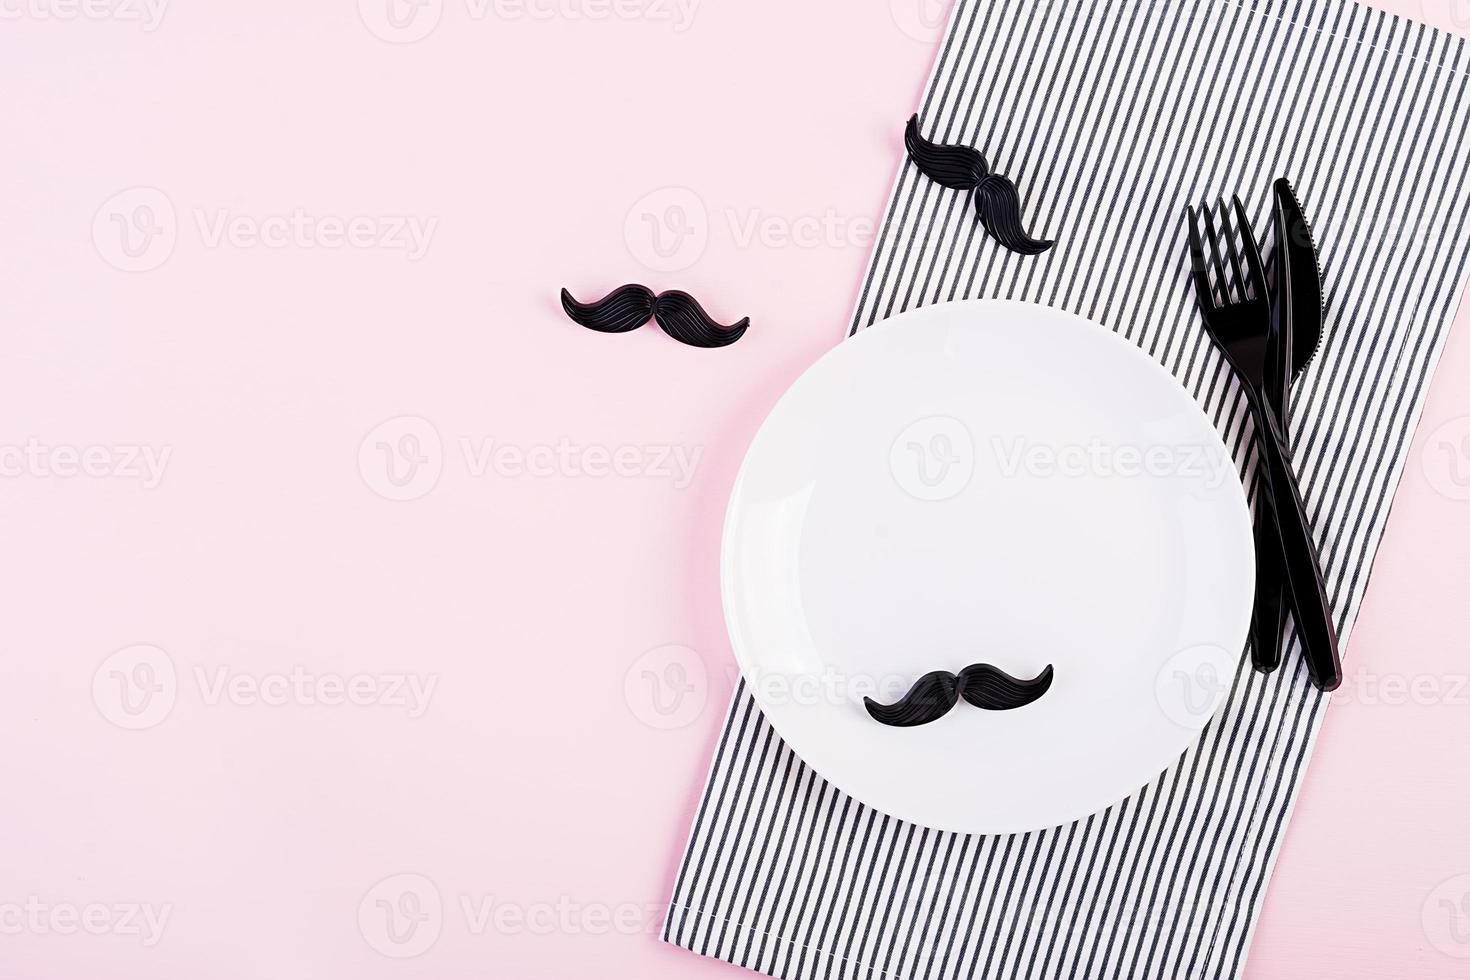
[663,2,1470,977]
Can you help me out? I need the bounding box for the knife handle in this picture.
[1246,391,1342,691]
[1249,496,1286,672]
[1257,193,1296,676]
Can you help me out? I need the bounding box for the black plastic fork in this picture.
[1186,197,1342,692]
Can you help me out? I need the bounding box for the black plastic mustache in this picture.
[864,663,1054,728]
[560,285,749,348]
[903,115,1054,256]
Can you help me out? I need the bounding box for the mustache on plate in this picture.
[864,663,1054,727]
[903,115,1054,256]
[560,284,749,348]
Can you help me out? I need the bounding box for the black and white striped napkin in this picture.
[663,1,1470,977]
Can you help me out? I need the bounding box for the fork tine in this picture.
[1200,203,1231,304]
[1185,206,1215,311]
[1217,196,1247,300]
[1232,195,1268,300]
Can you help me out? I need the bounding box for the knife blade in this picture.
[1277,178,1324,382]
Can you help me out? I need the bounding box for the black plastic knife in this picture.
[1250,196,1293,672]
[1252,178,1327,676]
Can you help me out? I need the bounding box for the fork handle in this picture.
[1245,390,1342,691]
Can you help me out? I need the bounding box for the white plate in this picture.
[722,300,1254,835]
